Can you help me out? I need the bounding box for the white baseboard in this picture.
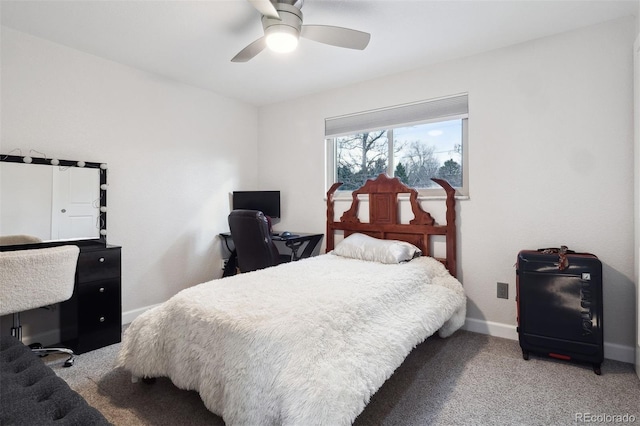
[22,329,60,347]
[605,342,636,365]
[462,318,635,364]
[463,317,518,340]
[122,303,163,325]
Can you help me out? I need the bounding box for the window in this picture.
[325,94,468,196]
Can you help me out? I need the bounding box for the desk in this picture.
[270,233,324,260]
[219,232,324,277]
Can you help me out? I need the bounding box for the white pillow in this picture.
[332,233,422,264]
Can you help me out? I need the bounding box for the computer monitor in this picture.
[232,190,281,219]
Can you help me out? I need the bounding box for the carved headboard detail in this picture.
[326,173,457,277]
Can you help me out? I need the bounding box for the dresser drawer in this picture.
[77,279,120,332]
[77,279,121,313]
[77,248,121,282]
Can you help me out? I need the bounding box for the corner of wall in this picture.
[637,0,640,34]
[635,19,640,379]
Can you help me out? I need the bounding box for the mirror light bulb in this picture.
[23,156,32,164]
[77,161,85,168]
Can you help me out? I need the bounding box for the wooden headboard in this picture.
[326,173,457,278]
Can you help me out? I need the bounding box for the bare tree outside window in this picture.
[399,141,441,188]
[333,119,464,192]
[336,131,388,190]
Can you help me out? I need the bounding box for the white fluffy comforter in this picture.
[117,253,466,426]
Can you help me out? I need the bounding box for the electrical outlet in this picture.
[221,258,229,271]
[497,282,509,299]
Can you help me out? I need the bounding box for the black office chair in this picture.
[228,209,290,273]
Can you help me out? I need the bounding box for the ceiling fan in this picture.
[231,0,371,62]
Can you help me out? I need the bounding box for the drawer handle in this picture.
[99,287,105,293]
[99,257,105,263]
[99,317,105,323]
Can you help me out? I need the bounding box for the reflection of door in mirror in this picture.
[1,162,52,239]
[51,167,100,240]
[0,162,100,242]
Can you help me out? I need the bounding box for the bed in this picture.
[116,174,466,425]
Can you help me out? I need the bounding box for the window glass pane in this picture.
[393,120,463,189]
[336,130,389,190]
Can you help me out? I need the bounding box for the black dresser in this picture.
[60,244,122,354]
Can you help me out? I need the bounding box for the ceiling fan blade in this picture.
[231,37,267,62]
[248,0,281,20]
[300,25,370,50]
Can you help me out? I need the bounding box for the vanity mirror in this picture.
[0,154,107,247]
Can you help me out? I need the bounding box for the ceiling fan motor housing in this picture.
[262,2,303,39]
[232,0,368,62]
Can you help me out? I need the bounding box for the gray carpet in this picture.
[47,330,640,425]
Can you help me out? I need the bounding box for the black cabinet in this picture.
[61,245,122,354]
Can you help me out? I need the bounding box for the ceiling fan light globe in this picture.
[265,26,299,53]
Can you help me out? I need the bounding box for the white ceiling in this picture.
[1,0,637,106]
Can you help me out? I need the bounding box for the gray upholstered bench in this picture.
[0,336,111,425]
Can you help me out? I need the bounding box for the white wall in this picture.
[258,17,637,359]
[2,17,636,360]
[0,27,258,341]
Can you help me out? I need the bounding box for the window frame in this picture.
[325,105,469,199]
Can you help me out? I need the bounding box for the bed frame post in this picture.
[432,178,457,277]
[326,182,343,253]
